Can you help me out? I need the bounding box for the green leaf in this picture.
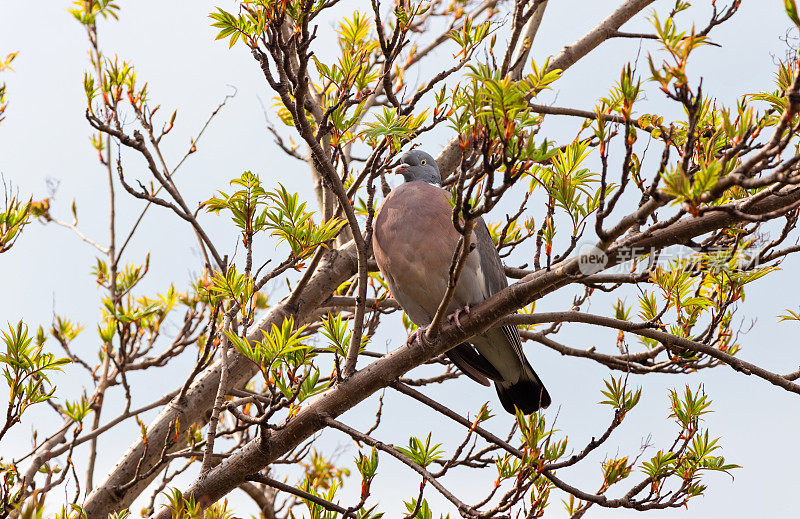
[403,498,433,519]
[599,376,641,412]
[786,0,800,26]
[395,433,444,468]
[63,396,93,422]
[601,457,631,488]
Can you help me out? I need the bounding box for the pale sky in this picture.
[1,1,799,517]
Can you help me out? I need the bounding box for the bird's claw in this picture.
[406,328,427,348]
[448,305,472,333]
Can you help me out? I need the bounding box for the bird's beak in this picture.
[394,164,409,176]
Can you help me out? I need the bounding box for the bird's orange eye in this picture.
[420,159,427,165]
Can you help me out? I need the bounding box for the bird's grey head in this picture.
[395,150,441,185]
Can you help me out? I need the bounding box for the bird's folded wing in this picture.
[474,219,529,366]
[446,343,504,386]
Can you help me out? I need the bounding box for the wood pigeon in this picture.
[372,149,551,414]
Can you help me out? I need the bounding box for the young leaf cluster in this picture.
[0,195,32,254]
[0,322,70,440]
[395,433,444,468]
[0,51,18,124]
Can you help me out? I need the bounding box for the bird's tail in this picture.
[495,364,551,415]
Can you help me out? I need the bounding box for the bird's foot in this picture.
[406,328,428,348]
[406,328,438,349]
[448,305,472,333]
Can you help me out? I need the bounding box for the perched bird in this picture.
[372,149,551,414]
